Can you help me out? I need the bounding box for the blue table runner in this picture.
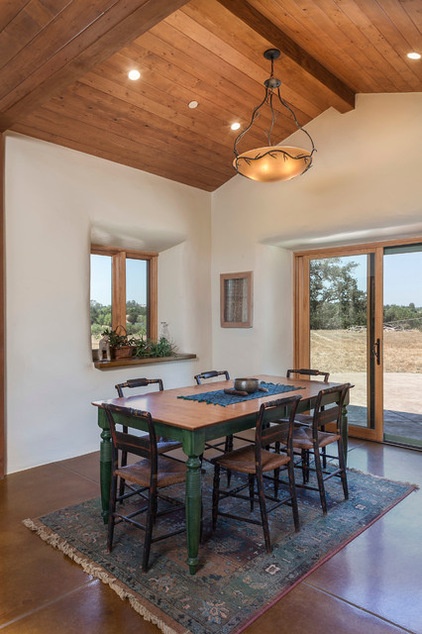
[177,381,301,407]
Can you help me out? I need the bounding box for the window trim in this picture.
[91,245,158,341]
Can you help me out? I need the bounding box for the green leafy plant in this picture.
[133,336,177,358]
[101,326,137,349]
[101,327,177,359]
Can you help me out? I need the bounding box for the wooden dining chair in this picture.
[286,368,330,383]
[281,383,351,514]
[115,376,165,397]
[103,403,186,572]
[286,368,331,465]
[194,370,234,457]
[115,377,183,495]
[211,394,302,553]
[194,370,230,385]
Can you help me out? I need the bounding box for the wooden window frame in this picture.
[220,271,253,328]
[91,245,158,342]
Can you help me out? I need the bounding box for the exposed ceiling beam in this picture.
[0,0,190,131]
[216,0,355,111]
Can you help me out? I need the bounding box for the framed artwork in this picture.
[220,271,253,328]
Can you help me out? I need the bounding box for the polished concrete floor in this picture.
[1,440,421,634]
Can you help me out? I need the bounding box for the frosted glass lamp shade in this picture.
[233,146,313,182]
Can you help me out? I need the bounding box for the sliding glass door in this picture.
[383,246,422,447]
[294,239,422,446]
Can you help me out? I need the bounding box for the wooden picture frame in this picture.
[220,271,253,328]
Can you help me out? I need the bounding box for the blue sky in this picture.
[90,255,147,305]
[340,251,422,306]
[91,250,422,308]
[383,252,422,306]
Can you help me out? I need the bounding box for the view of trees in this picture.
[310,259,367,329]
[90,299,147,339]
[383,302,422,330]
[310,258,422,330]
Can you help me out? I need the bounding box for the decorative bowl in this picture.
[234,377,260,393]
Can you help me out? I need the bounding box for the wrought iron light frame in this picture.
[233,48,316,182]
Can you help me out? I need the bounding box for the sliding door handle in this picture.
[372,338,381,365]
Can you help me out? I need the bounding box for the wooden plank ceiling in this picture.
[1,0,421,191]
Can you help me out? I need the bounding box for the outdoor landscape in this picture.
[309,257,421,422]
[311,328,422,374]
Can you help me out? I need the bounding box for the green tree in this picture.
[383,303,422,330]
[310,259,367,329]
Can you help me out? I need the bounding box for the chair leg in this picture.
[118,473,126,498]
[248,474,255,511]
[287,459,300,532]
[212,464,221,531]
[274,466,280,497]
[337,439,349,500]
[225,435,234,453]
[107,473,118,551]
[313,446,328,514]
[322,446,327,468]
[300,449,309,484]
[224,435,233,486]
[256,473,271,553]
[274,441,281,496]
[142,489,154,572]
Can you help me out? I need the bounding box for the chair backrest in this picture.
[286,368,330,383]
[103,403,158,467]
[255,394,302,462]
[194,370,230,385]
[115,377,164,398]
[312,383,351,434]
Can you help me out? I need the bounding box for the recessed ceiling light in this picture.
[188,100,199,109]
[231,122,241,131]
[128,69,141,80]
[407,52,421,60]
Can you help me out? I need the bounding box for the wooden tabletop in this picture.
[92,374,337,432]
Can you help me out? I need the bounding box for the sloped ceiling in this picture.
[1,0,421,191]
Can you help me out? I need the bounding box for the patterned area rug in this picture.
[23,466,416,634]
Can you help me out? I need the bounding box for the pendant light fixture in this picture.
[233,49,316,183]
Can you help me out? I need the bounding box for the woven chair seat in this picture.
[281,426,341,450]
[116,457,186,488]
[215,444,290,475]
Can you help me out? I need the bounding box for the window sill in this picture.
[93,353,197,370]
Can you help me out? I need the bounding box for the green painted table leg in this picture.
[185,454,202,575]
[99,426,112,524]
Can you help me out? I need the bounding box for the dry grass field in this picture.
[311,329,422,413]
[311,329,422,374]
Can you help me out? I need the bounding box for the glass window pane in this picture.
[90,254,112,347]
[383,248,422,447]
[126,258,148,339]
[309,255,370,428]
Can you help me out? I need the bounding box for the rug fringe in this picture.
[347,467,419,490]
[22,518,189,634]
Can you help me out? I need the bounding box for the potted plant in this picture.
[101,326,136,359]
[133,336,177,359]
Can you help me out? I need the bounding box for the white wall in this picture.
[5,134,212,473]
[5,93,422,473]
[211,93,422,376]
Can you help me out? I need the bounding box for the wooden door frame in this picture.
[293,237,422,442]
[0,133,5,478]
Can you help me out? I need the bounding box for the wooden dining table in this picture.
[92,374,350,575]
